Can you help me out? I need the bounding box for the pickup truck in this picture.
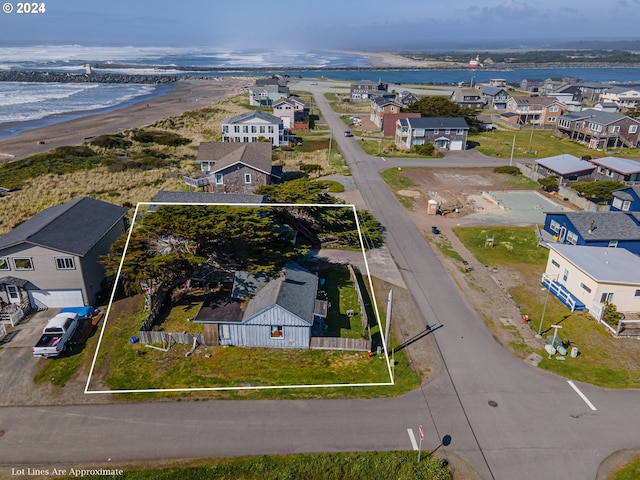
[32,312,79,358]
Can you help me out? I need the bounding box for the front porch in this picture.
[0,276,34,326]
[541,273,586,312]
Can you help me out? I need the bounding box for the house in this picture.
[183,142,281,194]
[594,102,620,113]
[0,197,127,310]
[396,91,420,106]
[193,263,327,349]
[543,244,640,318]
[350,81,388,101]
[543,211,640,255]
[370,97,402,130]
[489,79,507,87]
[381,113,421,137]
[610,186,640,212]
[395,117,469,151]
[450,88,484,109]
[273,97,308,130]
[479,86,509,110]
[598,87,640,110]
[222,110,288,147]
[534,154,595,185]
[504,97,565,126]
[519,79,544,93]
[556,109,640,149]
[249,77,289,107]
[589,156,640,183]
[575,82,613,103]
[540,77,580,95]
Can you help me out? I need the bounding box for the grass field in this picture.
[380,167,417,209]
[469,129,640,159]
[611,457,640,480]
[454,226,640,389]
[61,451,451,480]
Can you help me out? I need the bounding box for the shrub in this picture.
[539,175,559,192]
[130,130,190,146]
[300,164,322,175]
[412,143,436,156]
[91,134,132,149]
[494,166,521,175]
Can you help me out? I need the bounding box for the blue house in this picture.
[610,186,640,212]
[543,211,640,255]
[194,263,327,349]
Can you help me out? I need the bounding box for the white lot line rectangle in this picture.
[567,380,597,411]
[407,428,418,451]
[85,202,393,394]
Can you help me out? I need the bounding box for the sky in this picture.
[0,0,639,50]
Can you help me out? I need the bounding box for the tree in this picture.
[405,96,481,132]
[571,180,626,202]
[538,175,559,192]
[625,105,640,119]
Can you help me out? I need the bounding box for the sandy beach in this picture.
[339,50,464,69]
[0,77,250,163]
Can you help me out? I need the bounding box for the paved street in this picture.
[1,83,640,480]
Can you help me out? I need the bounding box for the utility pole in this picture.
[327,135,332,167]
[509,134,516,166]
[385,289,392,353]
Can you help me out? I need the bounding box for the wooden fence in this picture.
[136,330,205,345]
[310,337,370,351]
[348,264,369,329]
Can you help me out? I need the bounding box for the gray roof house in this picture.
[534,154,596,185]
[479,85,509,110]
[556,109,640,149]
[194,263,326,349]
[222,110,289,147]
[0,197,127,310]
[395,117,469,151]
[184,142,281,193]
[589,156,640,183]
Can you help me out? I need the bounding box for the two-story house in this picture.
[183,142,281,194]
[350,81,389,101]
[504,97,565,126]
[249,77,289,107]
[519,79,544,93]
[273,97,308,130]
[598,87,640,110]
[370,97,403,130]
[396,91,420,107]
[589,157,640,183]
[450,88,484,109]
[556,109,640,149]
[222,110,288,147]
[0,197,127,309]
[479,86,509,110]
[395,117,469,151]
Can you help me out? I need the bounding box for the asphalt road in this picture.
[1,83,640,480]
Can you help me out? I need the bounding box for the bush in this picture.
[412,143,436,156]
[539,175,559,192]
[494,166,521,175]
[300,164,322,175]
[130,130,190,146]
[91,134,132,149]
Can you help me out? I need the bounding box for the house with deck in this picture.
[450,88,484,109]
[543,244,640,319]
[183,142,281,194]
[543,211,640,255]
[222,110,289,147]
[504,97,565,126]
[350,81,389,101]
[479,86,509,110]
[193,263,327,349]
[556,110,640,149]
[589,157,640,184]
[370,97,402,130]
[0,197,127,312]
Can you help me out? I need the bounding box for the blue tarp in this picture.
[59,306,95,319]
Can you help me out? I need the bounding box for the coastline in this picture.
[0,77,249,163]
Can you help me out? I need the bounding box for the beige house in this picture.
[370,97,402,129]
[504,97,565,126]
[543,244,640,320]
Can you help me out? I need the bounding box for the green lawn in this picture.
[380,167,417,209]
[469,129,640,159]
[454,226,640,389]
[320,264,366,339]
[361,139,440,158]
[611,457,640,480]
[62,451,451,480]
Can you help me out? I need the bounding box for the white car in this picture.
[310,81,318,85]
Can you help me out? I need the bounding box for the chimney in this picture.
[588,219,595,234]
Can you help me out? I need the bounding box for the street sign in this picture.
[419,425,424,439]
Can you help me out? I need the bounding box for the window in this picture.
[215,174,223,184]
[433,129,439,135]
[562,268,569,282]
[630,125,638,134]
[244,173,251,184]
[551,259,560,268]
[55,257,75,270]
[268,126,274,133]
[234,125,240,133]
[634,289,640,297]
[612,197,623,209]
[597,166,606,174]
[547,117,556,123]
[14,258,33,270]
[549,220,560,233]
[445,129,451,134]
[219,324,230,340]
[550,105,559,113]
[600,292,614,303]
[242,125,248,133]
[222,125,229,133]
[456,129,465,135]
[260,125,266,133]
[271,325,283,338]
[608,240,618,248]
[251,125,257,133]
[200,162,210,172]
[608,125,620,133]
[580,283,592,294]
[0,257,9,270]
[566,231,578,245]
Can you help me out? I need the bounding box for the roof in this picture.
[243,263,318,325]
[549,244,640,284]
[612,186,640,202]
[547,211,640,241]
[511,97,561,107]
[535,154,595,175]
[231,271,269,299]
[372,97,401,108]
[197,142,277,177]
[589,156,640,174]
[223,110,282,125]
[480,86,505,96]
[402,117,469,129]
[149,191,266,212]
[559,109,632,126]
[0,276,34,288]
[0,197,127,256]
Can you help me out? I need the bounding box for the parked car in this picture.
[33,312,79,358]
[344,130,353,137]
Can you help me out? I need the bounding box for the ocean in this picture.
[2,45,640,138]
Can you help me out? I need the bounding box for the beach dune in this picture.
[0,78,249,163]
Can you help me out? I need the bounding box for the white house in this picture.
[222,110,288,147]
[543,244,640,320]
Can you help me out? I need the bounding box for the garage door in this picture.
[28,290,84,309]
[450,140,464,151]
